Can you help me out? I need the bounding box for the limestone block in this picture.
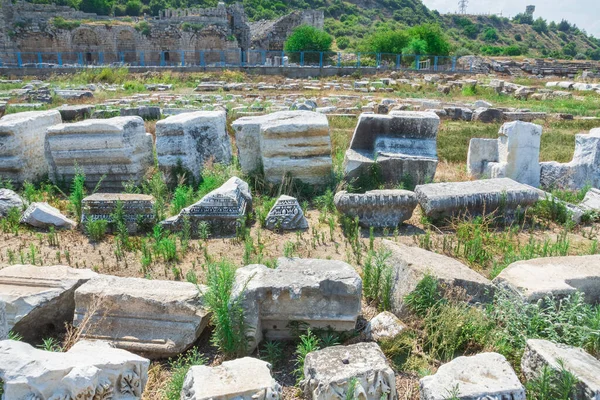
[472,107,504,123]
[265,195,308,230]
[120,106,161,120]
[365,311,405,341]
[0,299,7,340]
[21,202,76,229]
[300,342,397,400]
[382,241,493,316]
[45,116,154,192]
[492,255,600,303]
[162,176,251,236]
[57,104,93,121]
[540,128,600,190]
[155,110,232,181]
[334,190,417,228]
[0,110,62,187]
[0,340,149,400]
[503,112,547,122]
[415,178,540,221]
[420,353,525,400]
[580,188,600,211]
[474,100,492,108]
[0,264,96,342]
[0,188,24,216]
[181,357,282,400]
[467,138,498,178]
[55,89,94,100]
[74,275,210,359]
[343,111,439,186]
[493,121,543,187]
[522,339,600,399]
[234,258,361,352]
[82,193,155,233]
[232,111,332,185]
[443,107,473,121]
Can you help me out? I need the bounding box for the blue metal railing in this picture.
[0,50,473,72]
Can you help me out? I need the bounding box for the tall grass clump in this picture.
[164,348,206,400]
[85,219,108,242]
[362,247,394,311]
[69,170,86,223]
[526,360,579,400]
[294,329,321,382]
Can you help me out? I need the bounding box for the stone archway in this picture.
[117,29,137,64]
[71,28,100,64]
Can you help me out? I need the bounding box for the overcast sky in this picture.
[421,0,600,38]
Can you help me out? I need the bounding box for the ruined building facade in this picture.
[0,0,324,65]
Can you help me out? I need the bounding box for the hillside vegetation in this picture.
[30,0,600,60]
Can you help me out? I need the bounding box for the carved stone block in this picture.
[334,190,417,228]
[265,195,308,230]
[82,193,155,233]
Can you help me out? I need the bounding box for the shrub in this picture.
[362,248,394,311]
[134,21,151,36]
[482,28,499,42]
[294,329,321,381]
[170,184,196,215]
[125,0,142,16]
[85,219,108,242]
[336,36,350,50]
[404,274,443,317]
[181,22,205,32]
[164,348,206,400]
[514,33,522,41]
[69,170,86,223]
[526,361,579,400]
[284,25,333,53]
[503,45,522,56]
[51,17,81,30]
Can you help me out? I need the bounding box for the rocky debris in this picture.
[334,190,417,228]
[504,111,547,122]
[55,89,94,100]
[365,311,406,341]
[45,116,154,191]
[265,195,308,230]
[155,110,232,182]
[92,109,121,119]
[580,188,600,212]
[468,121,542,187]
[234,258,362,352]
[57,104,93,121]
[0,110,62,187]
[471,107,504,123]
[382,240,493,316]
[0,339,149,400]
[344,111,439,186]
[0,299,7,340]
[493,255,600,303]
[522,339,600,399]
[0,188,24,216]
[300,342,397,400]
[81,193,155,233]
[444,106,473,121]
[0,264,96,342]
[21,202,76,229]
[146,83,173,91]
[120,106,161,120]
[195,83,222,92]
[162,176,251,236]
[232,111,332,185]
[74,275,209,359]
[420,353,525,400]
[181,357,282,400]
[474,100,492,108]
[540,128,600,190]
[415,178,540,221]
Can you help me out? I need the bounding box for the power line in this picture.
[458,0,468,14]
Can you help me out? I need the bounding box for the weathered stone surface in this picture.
[162,176,251,236]
[234,258,361,352]
[82,193,155,233]
[468,121,542,187]
[232,111,332,185]
[45,116,154,191]
[415,178,540,220]
[0,264,96,342]
[504,112,547,122]
[493,255,600,303]
[420,353,525,400]
[580,188,600,211]
[74,275,209,359]
[540,128,600,190]
[365,311,405,341]
[522,339,600,399]
[55,89,93,100]
[343,111,439,186]
[382,240,493,316]
[21,202,76,229]
[334,190,417,228]
[0,188,24,216]
[0,110,62,186]
[301,342,397,400]
[444,107,473,121]
[57,104,93,121]
[0,299,7,339]
[181,357,282,400]
[472,107,504,123]
[0,339,149,400]
[265,195,308,230]
[155,110,232,181]
[120,106,161,120]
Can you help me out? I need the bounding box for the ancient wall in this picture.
[249,10,325,51]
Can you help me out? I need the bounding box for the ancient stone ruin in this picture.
[264,195,309,230]
[81,193,155,233]
[334,189,417,228]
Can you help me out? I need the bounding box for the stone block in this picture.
[57,104,93,121]
[382,240,493,316]
[0,340,149,400]
[365,311,405,341]
[472,107,504,123]
[580,188,600,212]
[0,110,62,187]
[55,89,94,100]
[74,275,210,359]
[0,188,24,216]
[232,111,332,185]
[45,116,154,192]
[420,353,525,400]
[343,111,439,187]
[467,138,498,178]
[21,202,76,229]
[415,178,540,221]
[522,339,600,399]
[334,190,417,228]
[120,106,161,120]
[0,299,7,340]
[503,112,547,122]
[443,107,473,121]
[181,357,282,400]
[155,110,232,181]
[82,193,155,233]
[162,176,251,236]
[0,264,96,342]
[265,195,308,230]
[300,342,396,400]
[234,258,361,352]
[493,255,600,303]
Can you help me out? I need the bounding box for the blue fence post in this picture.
[77,52,83,66]
[261,50,266,65]
[37,52,42,66]
[376,53,380,68]
[415,55,420,71]
[452,56,456,72]
[140,51,145,67]
[434,56,438,71]
[338,52,341,67]
[17,52,22,67]
[396,54,400,70]
[240,49,244,66]
[357,52,361,68]
[281,50,285,66]
[160,51,165,67]
[180,50,185,67]
[220,51,225,66]
[57,52,62,66]
[300,52,304,67]
[200,51,205,67]
[99,52,104,65]
[319,52,323,68]
[470,58,473,73]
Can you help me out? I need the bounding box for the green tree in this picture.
[79,0,112,15]
[360,30,410,54]
[125,0,142,16]
[563,42,577,57]
[513,13,533,25]
[284,25,333,53]
[482,27,498,42]
[558,19,571,32]
[408,24,450,55]
[532,18,548,34]
[402,38,427,55]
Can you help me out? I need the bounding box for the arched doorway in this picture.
[117,30,137,64]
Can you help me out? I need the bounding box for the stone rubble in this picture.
[365,311,406,341]
[0,188,24,216]
[334,189,417,228]
[21,202,76,229]
[81,193,155,233]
